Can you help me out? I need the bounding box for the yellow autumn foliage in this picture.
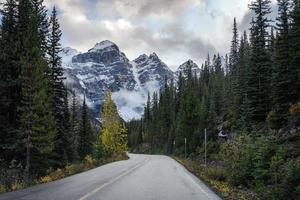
[101,91,128,153]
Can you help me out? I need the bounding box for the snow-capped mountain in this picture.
[134,53,173,87]
[175,60,201,78]
[60,40,174,121]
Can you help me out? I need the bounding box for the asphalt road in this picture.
[0,154,221,200]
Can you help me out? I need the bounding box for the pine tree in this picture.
[213,54,224,115]
[101,91,127,153]
[230,17,239,76]
[151,92,159,150]
[272,0,291,127]
[31,0,49,55]
[48,6,72,166]
[248,0,272,122]
[236,32,252,131]
[17,0,34,52]
[0,0,21,165]
[78,96,94,159]
[289,0,300,103]
[18,10,55,180]
[70,91,80,160]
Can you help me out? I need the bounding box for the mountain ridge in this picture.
[60,40,202,121]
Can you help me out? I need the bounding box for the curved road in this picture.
[0,154,221,200]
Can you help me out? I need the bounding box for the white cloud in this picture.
[44,0,278,70]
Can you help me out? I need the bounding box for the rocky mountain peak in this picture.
[88,40,119,53]
[149,52,159,59]
[134,54,149,65]
[176,59,201,77]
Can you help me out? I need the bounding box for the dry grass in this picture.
[40,153,128,184]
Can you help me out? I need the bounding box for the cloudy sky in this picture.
[1,0,277,70]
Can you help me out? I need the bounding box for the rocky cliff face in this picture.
[60,40,174,121]
[134,53,174,86]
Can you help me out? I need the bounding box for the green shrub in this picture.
[219,134,282,188]
[219,134,253,186]
[281,160,300,199]
[196,141,219,159]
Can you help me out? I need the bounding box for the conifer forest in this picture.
[0,0,300,199]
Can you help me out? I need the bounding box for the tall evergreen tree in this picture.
[48,7,71,166]
[248,0,272,121]
[213,54,224,116]
[31,0,49,55]
[289,0,300,103]
[78,96,94,160]
[237,32,252,131]
[272,0,291,127]
[18,10,55,180]
[70,91,79,160]
[230,17,239,75]
[228,18,240,127]
[0,0,21,165]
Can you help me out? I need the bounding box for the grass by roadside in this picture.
[0,152,128,194]
[174,157,260,200]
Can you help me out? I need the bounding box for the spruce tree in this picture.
[31,0,49,55]
[289,0,300,103]
[237,32,252,131]
[272,0,291,127]
[229,18,239,107]
[248,0,272,122]
[213,54,224,115]
[230,17,239,76]
[78,96,94,160]
[17,0,34,52]
[18,10,55,180]
[70,91,80,160]
[48,6,71,166]
[0,0,21,165]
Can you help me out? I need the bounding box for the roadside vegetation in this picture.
[0,90,128,193]
[128,0,300,199]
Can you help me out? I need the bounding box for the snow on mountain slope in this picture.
[60,41,174,121]
[60,47,80,67]
[134,53,174,86]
